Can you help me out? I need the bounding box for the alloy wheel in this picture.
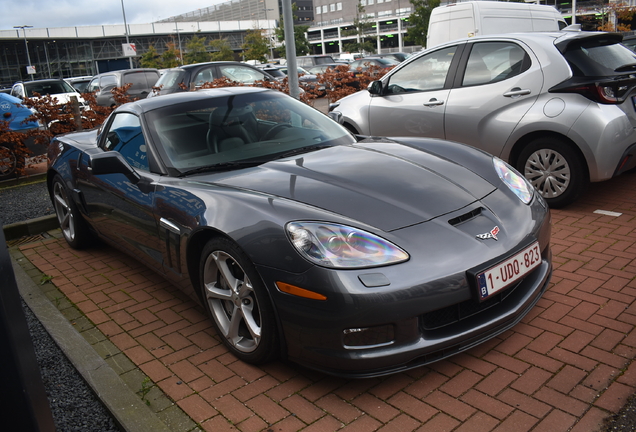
[202,250,261,353]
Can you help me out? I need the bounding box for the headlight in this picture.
[493,157,533,204]
[286,222,409,269]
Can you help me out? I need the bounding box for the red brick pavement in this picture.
[19,170,636,431]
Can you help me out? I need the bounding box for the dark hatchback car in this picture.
[87,68,160,107]
[148,62,275,98]
[47,87,551,377]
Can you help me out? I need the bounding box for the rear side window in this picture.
[125,72,148,90]
[563,39,636,77]
[462,42,530,87]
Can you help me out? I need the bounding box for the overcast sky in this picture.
[0,0,224,31]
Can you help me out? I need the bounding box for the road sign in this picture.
[122,43,137,57]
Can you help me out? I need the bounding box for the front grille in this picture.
[420,280,520,331]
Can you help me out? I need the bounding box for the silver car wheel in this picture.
[53,180,77,242]
[0,146,17,178]
[203,250,261,353]
[524,148,571,199]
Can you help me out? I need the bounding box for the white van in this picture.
[427,1,567,48]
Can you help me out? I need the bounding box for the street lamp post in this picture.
[120,0,134,68]
[14,25,33,80]
[264,8,274,59]
[173,20,184,65]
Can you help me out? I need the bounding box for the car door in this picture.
[443,40,543,157]
[367,45,462,139]
[76,112,165,273]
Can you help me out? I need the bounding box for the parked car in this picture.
[10,79,86,109]
[64,75,93,93]
[297,54,340,68]
[269,65,326,95]
[87,68,160,107]
[148,62,275,98]
[0,92,45,179]
[367,52,410,62]
[306,63,349,75]
[47,87,551,377]
[348,57,400,78]
[330,30,636,208]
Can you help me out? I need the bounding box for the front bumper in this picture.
[257,194,552,378]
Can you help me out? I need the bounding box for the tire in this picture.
[51,174,93,249]
[199,237,279,364]
[517,137,588,208]
[0,145,22,180]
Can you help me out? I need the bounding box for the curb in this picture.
[3,214,59,242]
[12,252,173,432]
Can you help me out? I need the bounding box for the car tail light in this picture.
[550,77,636,104]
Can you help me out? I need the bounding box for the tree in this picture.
[597,2,636,32]
[242,30,270,63]
[342,1,376,55]
[140,45,162,69]
[275,3,310,58]
[209,39,235,61]
[405,0,441,48]
[184,33,210,64]
[161,42,182,68]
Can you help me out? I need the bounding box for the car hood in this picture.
[213,141,497,231]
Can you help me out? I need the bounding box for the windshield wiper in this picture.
[179,161,263,177]
[273,143,334,160]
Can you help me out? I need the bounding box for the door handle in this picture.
[503,88,531,97]
[423,99,444,107]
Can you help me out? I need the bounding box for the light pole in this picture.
[173,20,184,65]
[264,8,274,59]
[120,0,134,68]
[14,25,33,80]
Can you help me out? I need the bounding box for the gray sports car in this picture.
[47,87,552,377]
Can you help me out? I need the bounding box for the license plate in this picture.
[476,242,541,301]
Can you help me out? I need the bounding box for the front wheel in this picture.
[0,145,23,180]
[200,237,279,364]
[517,137,588,208]
[52,174,92,249]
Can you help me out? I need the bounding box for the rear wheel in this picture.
[52,174,92,249]
[517,137,588,208]
[200,237,279,364]
[0,145,22,180]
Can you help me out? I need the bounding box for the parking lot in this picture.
[7,164,635,432]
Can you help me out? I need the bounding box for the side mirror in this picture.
[368,80,383,95]
[89,152,141,185]
[328,111,343,124]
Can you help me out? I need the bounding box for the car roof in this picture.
[118,86,271,114]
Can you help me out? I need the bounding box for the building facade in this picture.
[308,0,418,55]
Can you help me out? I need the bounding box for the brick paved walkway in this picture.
[16,170,636,432]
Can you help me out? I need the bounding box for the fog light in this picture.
[343,324,394,348]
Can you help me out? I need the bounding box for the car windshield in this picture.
[563,39,636,77]
[154,69,185,91]
[145,90,355,174]
[25,80,76,97]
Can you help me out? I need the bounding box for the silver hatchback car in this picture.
[330,30,636,207]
